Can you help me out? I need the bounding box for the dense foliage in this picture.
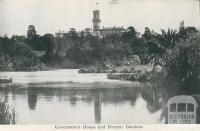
[145,24,200,97]
[0,25,146,70]
[0,36,44,71]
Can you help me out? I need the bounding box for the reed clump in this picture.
[0,97,15,124]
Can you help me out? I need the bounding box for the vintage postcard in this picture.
[0,0,200,130]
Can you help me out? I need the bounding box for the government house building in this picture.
[55,9,127,38]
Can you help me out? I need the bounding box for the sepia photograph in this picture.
[0,0,200,127]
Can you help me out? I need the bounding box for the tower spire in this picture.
[92,3,101,31]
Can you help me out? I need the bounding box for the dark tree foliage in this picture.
[27,25,37,39]
[146,25,200,96]
[165,34,200,93]
[1,23,199,74]
[0,36,43,71]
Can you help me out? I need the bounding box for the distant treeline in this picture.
[0,23,199,71]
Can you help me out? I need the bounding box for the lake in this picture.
[0,69,165,124]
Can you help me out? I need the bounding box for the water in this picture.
[0,69,165,124]
[0,69,118,84]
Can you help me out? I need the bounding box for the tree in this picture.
[178,26,198,40]
[11,35,26,43]
[121,26,137,43]
[68,28,78,41]
[41,34,56,64]
[157,29,178,49]
[25,25,46,50]
[142,27,152,40]
[144,40,166,65]
[65,41,83,64]
[144,28,178,66]
[27,25,37,39]
[165,33,200,92]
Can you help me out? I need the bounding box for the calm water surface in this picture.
[0,69,165,124]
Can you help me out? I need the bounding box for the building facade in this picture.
[98,27,126,37]
[55,9,127,38]
[55,30,68,38]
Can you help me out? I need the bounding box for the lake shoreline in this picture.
[12,81,143,89]
[1,69,145,89]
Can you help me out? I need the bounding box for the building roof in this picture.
[98,27,125,31]
[167,95,198,107]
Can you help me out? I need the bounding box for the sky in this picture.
[0,0,199,36]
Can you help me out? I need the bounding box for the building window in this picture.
[177,103,186,112]
[170,103,176,112]
[187,103,194,112]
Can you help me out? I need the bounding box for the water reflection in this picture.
[69,96,77,106]
[28,88,38,110]
[0,87,166,124]
[3,69,200,124]
[94,91,101,124]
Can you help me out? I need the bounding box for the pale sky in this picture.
[0,0,199,36]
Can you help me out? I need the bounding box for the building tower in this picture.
[92,10,101,31]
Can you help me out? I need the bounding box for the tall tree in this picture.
[41,34,56,63]
[27,25,37,39]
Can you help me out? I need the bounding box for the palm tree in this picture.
[144,28,178,66]
[144,40,166,66]
[158,29,178,49]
